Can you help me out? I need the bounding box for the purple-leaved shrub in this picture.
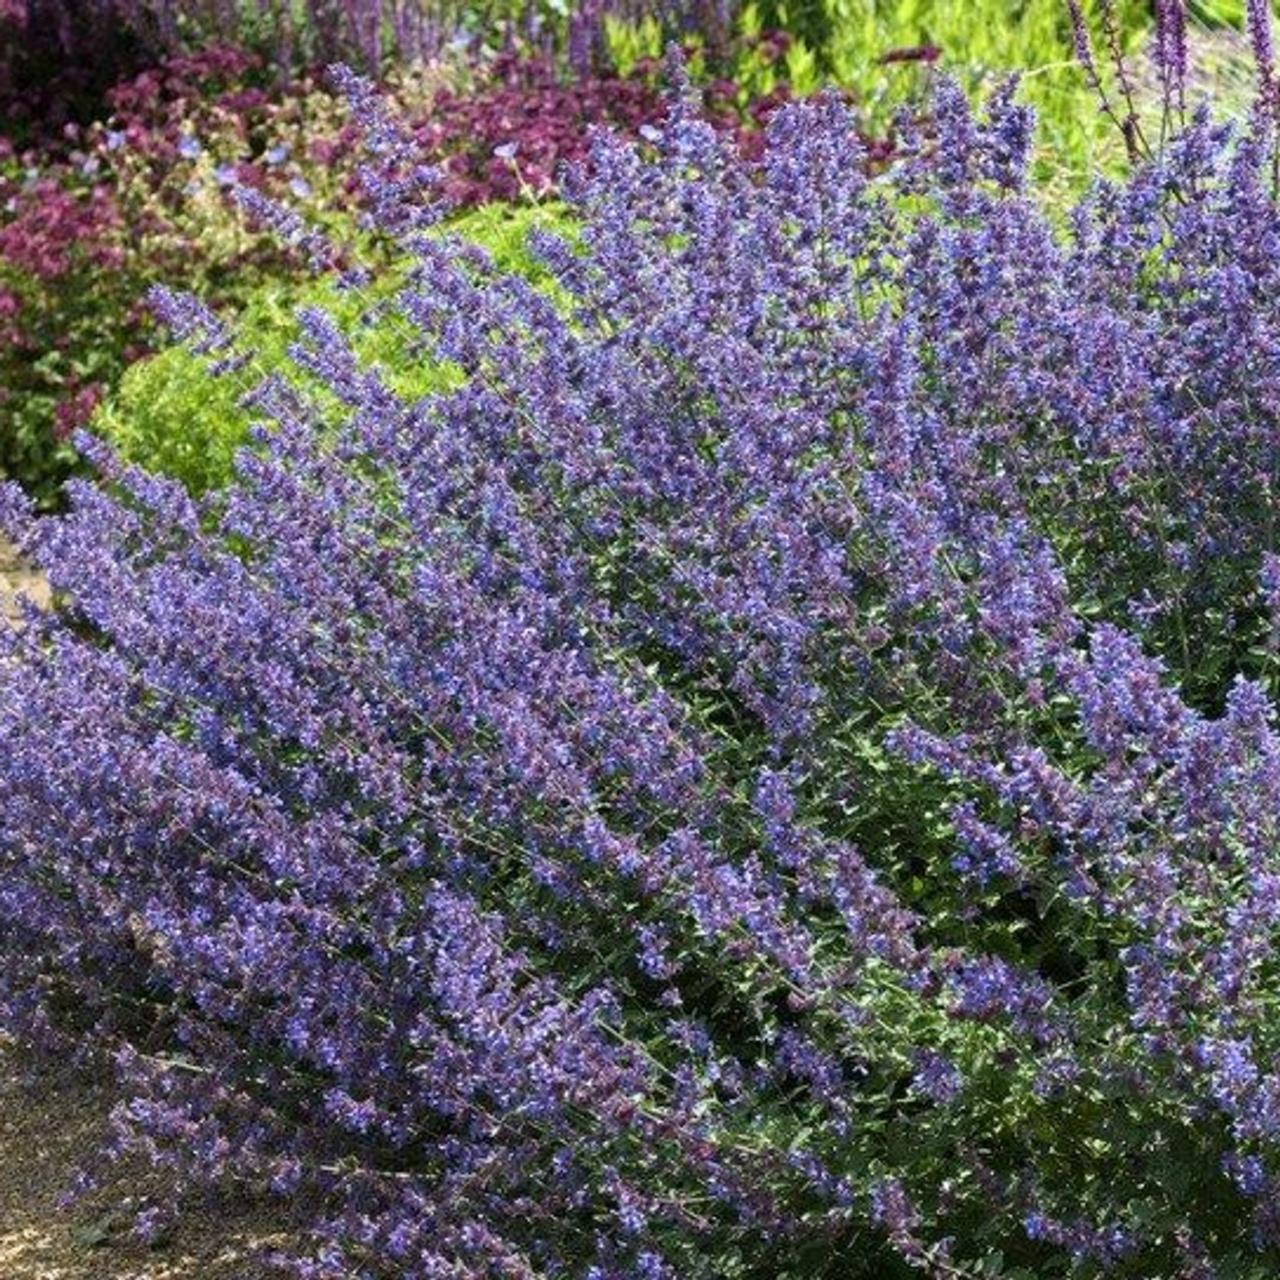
[10,40,1280,1278]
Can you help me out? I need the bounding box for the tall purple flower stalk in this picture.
[1154,0,1188,121]
[1250,0,1277,97]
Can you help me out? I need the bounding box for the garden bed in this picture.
[9,1,1280,1274]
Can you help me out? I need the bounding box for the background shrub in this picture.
[0,45,350,503]
[0,43,780,505]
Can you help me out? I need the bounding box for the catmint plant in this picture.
[10,41,1280,1280]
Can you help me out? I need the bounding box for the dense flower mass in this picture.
[11,42,1280,1279]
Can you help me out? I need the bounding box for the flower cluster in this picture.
[11,51,1280,1279]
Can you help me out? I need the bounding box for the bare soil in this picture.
[0,535,49,623]
[0,1054,292,1279]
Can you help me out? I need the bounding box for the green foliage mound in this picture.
[95,203,569,495]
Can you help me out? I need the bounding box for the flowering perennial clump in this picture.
[9,49,1280,1278]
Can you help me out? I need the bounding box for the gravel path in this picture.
[0,1053,290,1279]
[0,535,49,623]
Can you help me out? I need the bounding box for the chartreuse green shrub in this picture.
[94,202,571,494]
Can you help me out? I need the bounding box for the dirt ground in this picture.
[0,535,49,623]
[0,1053,294,1279]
